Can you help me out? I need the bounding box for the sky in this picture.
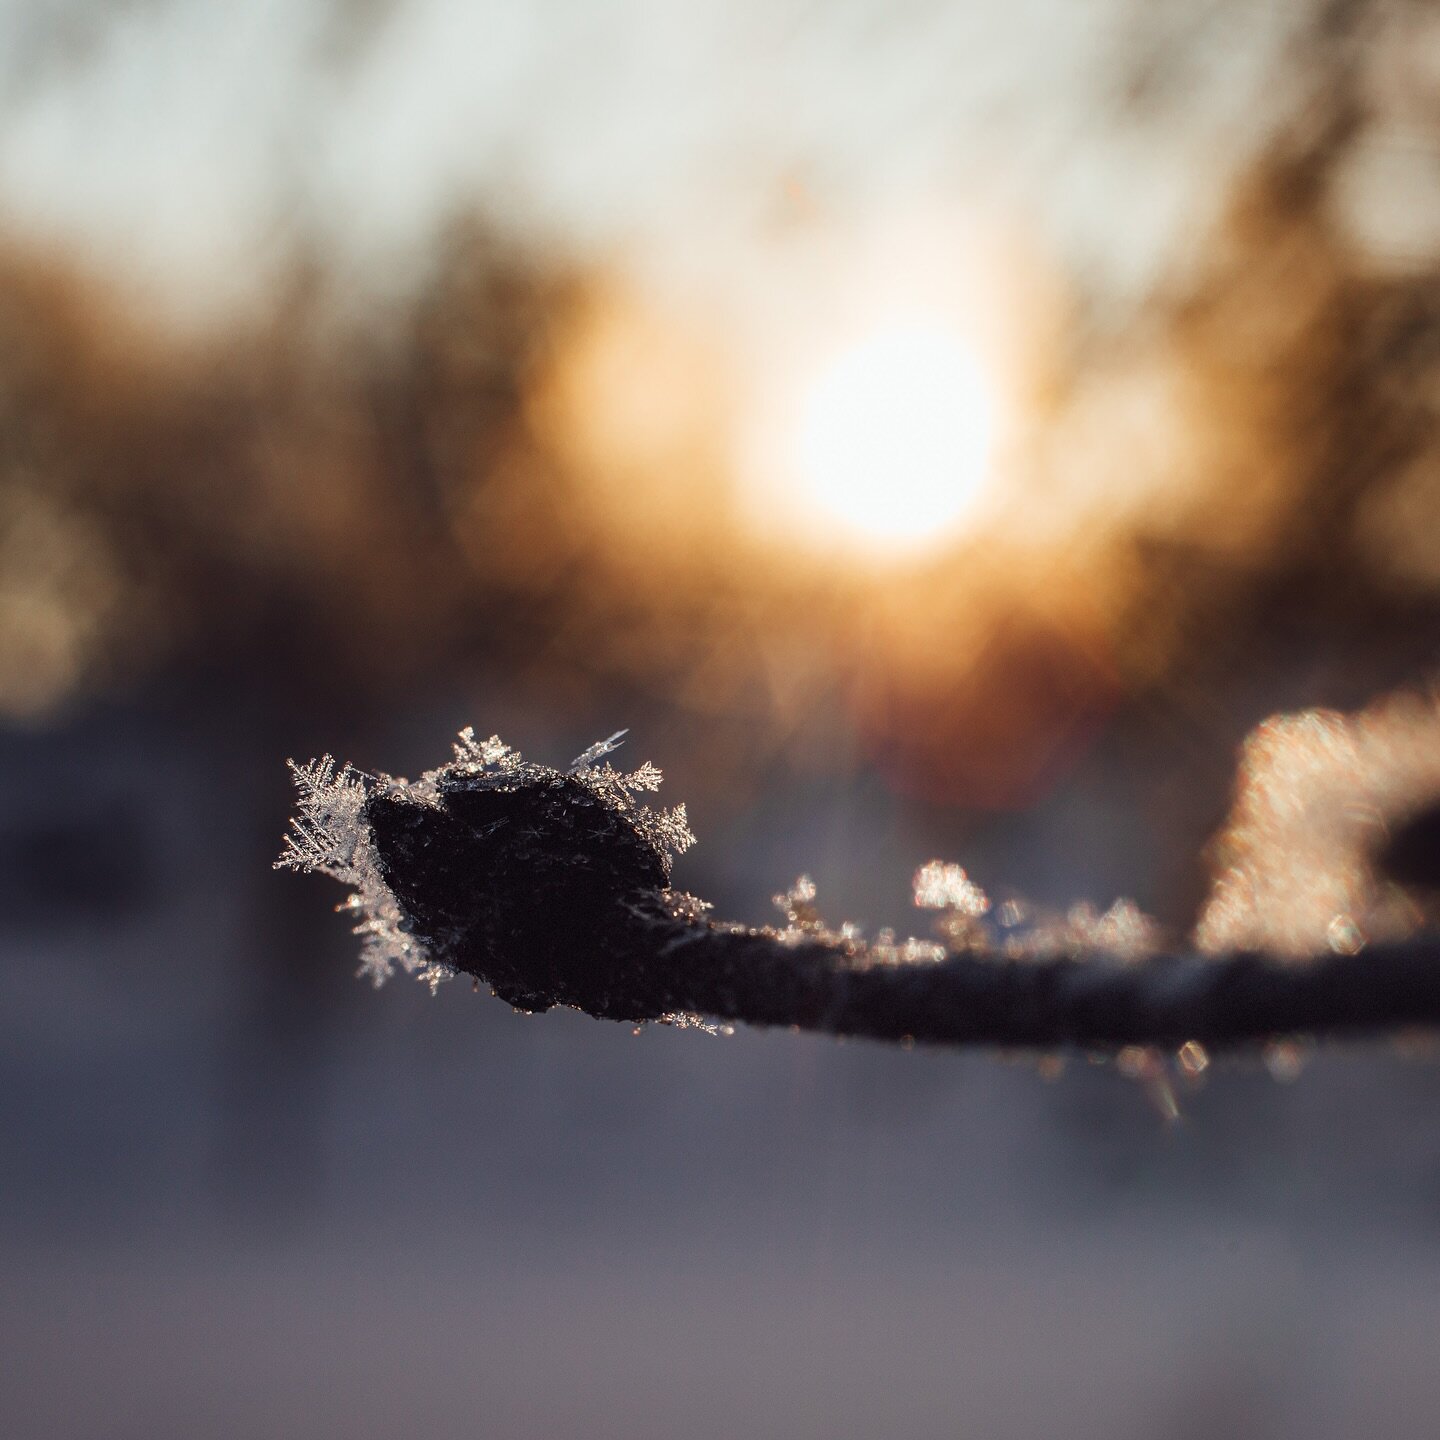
[0,0,1309,322]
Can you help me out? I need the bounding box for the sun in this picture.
[793,319,997,553]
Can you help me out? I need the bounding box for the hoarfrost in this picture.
[760,864,1160,967]
[903,857,1163,962]
[276,756,436,987]
[571,756,696,863]
[656,1011,734,1036]
[772,874,822,931]
[1196,692,1440,958]
[993,897,1163,962]
[274,756,367,881]
[569,729,629,772]
[864,928,948,966]
[621,761,664,793]
[454,726,522,773]
[277,728,696,986]
[913,861,990,916]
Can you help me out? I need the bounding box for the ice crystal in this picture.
[911,860,992,949]
[571,754,696,865]
[276,756,435,987]
[913,861,990,917]
[622,761,664,793]
[274,756,367,880]
[757,852,1165,969]
[1176,1040,1209,1076]
[454,726,522,773]
[1064,899,1161,960]
[657,1011,733,1036]
[863,928,947,966]
[278,727,697,986]
[982,896,1163,962]
[1196,692,1440,958]
[764,875,872,952]
[773,875,822,931]
[569,729,629,772]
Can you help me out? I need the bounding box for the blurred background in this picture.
[4,0,1440,1435]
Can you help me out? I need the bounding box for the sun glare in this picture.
[793,320,997,552]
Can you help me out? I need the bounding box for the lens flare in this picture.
[793,320,997,551]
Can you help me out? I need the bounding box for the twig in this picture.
[334,751,1440,1051]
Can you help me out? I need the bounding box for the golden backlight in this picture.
[792,320,997,552]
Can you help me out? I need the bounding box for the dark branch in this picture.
[348,756,1440,1052]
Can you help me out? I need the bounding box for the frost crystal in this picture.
[276,756,436,987]
[1196,693,1440,958]
[278,728,697,986]
[864,928,947,966]
[773,875,822,931]
[569,729,629,772]
[913,861,990,917]
[454,726,521,772]
[764,875,872,953]
[991,897,1162,962]
[570,756,696,864]
[274,756,367,881]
